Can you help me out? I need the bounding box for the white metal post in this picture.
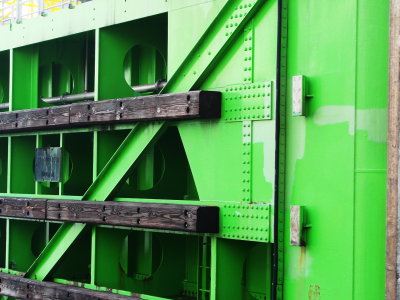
[16,0,22,23]
[39,0,44,16]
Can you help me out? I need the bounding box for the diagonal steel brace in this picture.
[163,0,266,93]
[25,122,167,280]
[24,0,266,282]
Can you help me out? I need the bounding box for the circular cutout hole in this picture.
[123,44,166,93]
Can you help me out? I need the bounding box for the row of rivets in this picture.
[242,121,252,203]
[244,24,254,83]
[220,203,270,242]
[223,204,269,210]
[220,81,272,122]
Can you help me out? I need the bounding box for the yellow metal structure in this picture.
[0,0,85,24]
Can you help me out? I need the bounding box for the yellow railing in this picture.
[0,0,90,24]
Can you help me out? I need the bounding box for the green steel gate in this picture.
[0,0,391,299]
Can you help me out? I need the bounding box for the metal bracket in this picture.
[34,147,62,182]
[292,75,307,116]
[290,205,305,246]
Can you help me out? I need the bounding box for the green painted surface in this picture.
[283,1,388,300]
[0,0,390,299]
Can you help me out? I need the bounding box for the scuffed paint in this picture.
[287,246,313,280]
[308,284,321,300]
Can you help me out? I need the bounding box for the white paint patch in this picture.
[356,108,388,143]
[292,117,307,161]
[252,121,276,184]
[313,105,356,135]
[313,105,387,143]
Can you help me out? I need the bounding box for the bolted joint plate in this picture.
[217,81,273,122]
[219,203,271,242]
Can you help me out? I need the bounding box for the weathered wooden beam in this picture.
[0,197,220,233]
[0,91,221,133]
[0,197,46,219]
[47,200,219,233]
[0,272,139,299]
[69,91,220,124]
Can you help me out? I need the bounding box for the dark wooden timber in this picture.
[47,105,70,127]
[0,272,140,299]
[0,197,46,219]
[0,197,219,233]
[0,91,221,133]
[387,0,400,299]
[47,200,219,233]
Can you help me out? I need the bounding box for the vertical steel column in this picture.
[386,0,400,299]
[272,0,288,299]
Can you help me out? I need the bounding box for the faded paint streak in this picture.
[313,106,387,143]
[253,121,276,183]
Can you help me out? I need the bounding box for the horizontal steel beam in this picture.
[0,197,220,233]
[0,272,139,299]
[0,91,221,133]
